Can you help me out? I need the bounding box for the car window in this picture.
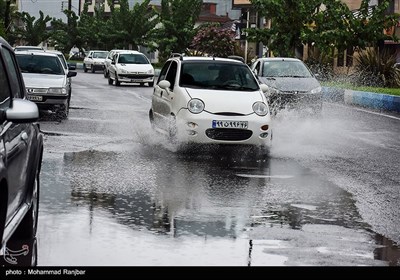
[180,61,259,91]
[118,54,150,64]
[158,60,171,83]
[262,60,313,78]
[16,54,64,75]
[0,57,11,106]
[3,47,24,99]
[165,61,177,89]
[92,51,107,59]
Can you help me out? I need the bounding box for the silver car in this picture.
[15,51,77,119]
[251,57,323,115]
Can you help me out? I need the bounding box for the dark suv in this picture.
[0,37,44,261]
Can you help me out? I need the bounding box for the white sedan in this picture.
[107,50,154,87]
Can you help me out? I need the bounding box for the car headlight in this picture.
[188,98,204,114]
[147,69,154,74]
[269,87,282,95]
[253,101,269,116]
[310,86,322,94]
[120,68,128,74]
[47,87,67,95]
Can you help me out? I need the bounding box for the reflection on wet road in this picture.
[35,72,400,266]
[38,145,399,266]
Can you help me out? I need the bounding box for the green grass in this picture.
[322,81,400,96]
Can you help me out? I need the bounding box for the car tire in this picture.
[14,164,40,239]
[57,104,69,120]
[83,64,88,73]
[91,65,95,73]
[115,77,120,86]
[108,76,113,85]
[149,81,154,87]
[103,69,108,78]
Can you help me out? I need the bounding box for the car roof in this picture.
[117,50,144,55]
[14,45,44,51]
[257,57,301,62]
[15,50,59,57]
[173,56,245,64]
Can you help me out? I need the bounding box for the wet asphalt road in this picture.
[34,70,400,266]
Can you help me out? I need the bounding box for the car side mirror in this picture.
[260,84,270,97]
[158,80,171,90]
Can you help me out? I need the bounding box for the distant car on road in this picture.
[83,50,108,73]
[15,50,77,119]
[251,57,323,115]
[108,50,154,87]
[103,49,125,78]
[0,37,44,256]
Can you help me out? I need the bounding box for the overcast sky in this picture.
[19,0,239,23]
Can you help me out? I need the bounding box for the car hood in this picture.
[259,77,320,92]
[116,64,153,72]
[22,73,67,88]
[185,88,265,114]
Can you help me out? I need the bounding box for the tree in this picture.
[247,0,324,57]
[191,23,236,57]
[105,0,158,50]
[14,11,52,46]
[50,10,81,54]
[152,0,203,63]
[248,0,399,60]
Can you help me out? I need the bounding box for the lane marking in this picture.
[329,103,400,121]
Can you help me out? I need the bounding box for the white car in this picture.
[83,50,108,73]
[103,49,125,78]
[108,50,154,87]
[15,51,77,119]
[149,55,272,153]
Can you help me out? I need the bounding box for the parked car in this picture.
[108,50,155,87]
[83,50,108,73]
[15,50,77,119]
[0,37,44,257]
[149,55,272,152]
[103,49,125,78]
[251,57,323,115]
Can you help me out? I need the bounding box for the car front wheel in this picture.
[83,64,88,73]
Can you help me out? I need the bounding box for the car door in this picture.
[0,45,33,222]
[152,60,178,129]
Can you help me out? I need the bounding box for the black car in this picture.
[0,37,44,265]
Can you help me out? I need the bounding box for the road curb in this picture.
[323,87,400,113]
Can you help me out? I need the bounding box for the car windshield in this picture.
[261,60,313,78]
[180,61,259,91]
[16,54,64,75]
[92,51,108,59]
[118,53,150,64]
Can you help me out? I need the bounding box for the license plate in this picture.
[212,120,248,129]
[27,95,43,101]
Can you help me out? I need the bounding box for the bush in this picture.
[353,48,400,88]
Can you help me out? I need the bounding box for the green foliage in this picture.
[49,10,81,54]
[152,0,203,63]
[191,23,236,57]
[105,0,158,50]
[249,0,399,63]
[14,11,52,46]
[354,48,400,88]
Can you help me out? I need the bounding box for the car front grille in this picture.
[118,74,153,79]
[205,128,253,141]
